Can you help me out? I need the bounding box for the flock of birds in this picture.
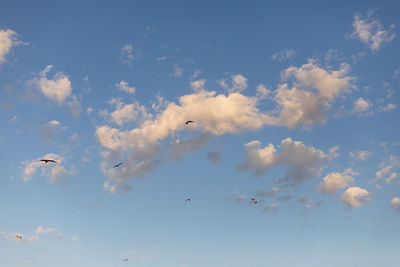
[17,120,259,262]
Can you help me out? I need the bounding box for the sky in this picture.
[1,0,400,266]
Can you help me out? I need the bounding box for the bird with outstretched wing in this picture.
[113,163,123,168]
[39,159,57,164]
[185,120,194,125]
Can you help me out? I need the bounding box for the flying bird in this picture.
[15,234,22,240]
[251,198,258,204]
[113,163,123,168]
[185,120,194,125]
[123,259,129,262]
[185,198,191,203]
[39,159,57,164]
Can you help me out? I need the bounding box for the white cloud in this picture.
[350,10,396,52]
[256,84,271,99]
[102,98,149,126]
[237,138,327,186]
[22,153,71,184]
[369,156,399,184]
[118,251,136,258]
[190,79,206,92]
[120,44,136,65]
[391,197,400,213]
[341,187,371,207]
[36,65,72,104]
[116,80,135,95]
[349,150,373,160]
[230,74,248,93]
[32,65,81,116]
[379,103,396,112]
[271,48,297,62]
[95,60,353,192]
[0,29,21,66]
[319,171,354,194]
[275,61,353,128]
[352,97,371,113]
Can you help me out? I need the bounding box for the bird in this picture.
[113,163,123,168]
[251,198,258,204]
[185,120,194,125]
[123,259,129,262]
[39,159,57,164]
[15,234,22,240]
[185,198,191,203]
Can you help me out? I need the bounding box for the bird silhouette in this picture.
[251,198,258,204]
[39,159,57,164]
[123,259,128,262]
[185,120,194,125]
[15,234,22,240]
[185,198,191,203]
[113,163,123,168]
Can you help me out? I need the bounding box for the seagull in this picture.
[123,259,129,262]
[15,234,22,240]
[113,163,123,168]
[39,159,57,164]
[185,198,191,203]
[185,120,194,125]
[251,198,258,204]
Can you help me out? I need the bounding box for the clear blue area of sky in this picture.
[1,0,399,266]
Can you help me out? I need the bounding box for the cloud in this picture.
[102,98,150,126]
[256,84,271,99]
[297,195,323,213]
[120,44,139,65]
[379,103,396,112]
[32,65,81,116]
[173,64,183,77]
[237,138,327,186]
[349,10,396,52]
[255,187,283,198]
[319,171,354,194]
[349,150,373,160]
[22,226,62,244]
[274,60,353,128]
[190,79,206,92]
[36,65,72,104]
[261,203,279,214]
[116,80,136,95]
[229,74,248,93]
[207,151,221,165]
[95,60,353,192]
[168,134,212,159]
[38,120,66,141]
[71,235,79,241]
[352,97,371,113]
[225,191,247,203]
[0,29,22,66]
[369,156,400,184]
[391,197,400,213]
[22,153,71,184]
[271,48,297,62]
[341,187,371,207]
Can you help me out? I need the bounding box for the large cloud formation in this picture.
[95,61,353,192]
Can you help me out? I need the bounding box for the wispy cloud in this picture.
[349,10,396,52]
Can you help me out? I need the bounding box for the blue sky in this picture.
[1,0,400,266]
